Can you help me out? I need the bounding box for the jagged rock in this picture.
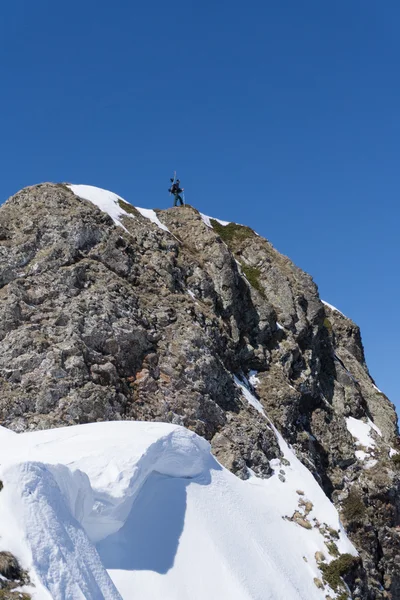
[293,514,312,529]
[0,551,30,597]
[299,498,314,515]
[0,183,399,598]
[0,551,23,581]
[313,577,324,589]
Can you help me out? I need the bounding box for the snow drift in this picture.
[0,419,356,600]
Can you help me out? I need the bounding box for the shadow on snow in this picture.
[96,460,221,575]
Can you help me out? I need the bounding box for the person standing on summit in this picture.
[169,178,184,207]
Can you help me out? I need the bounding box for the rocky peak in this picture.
[0,183,399,599]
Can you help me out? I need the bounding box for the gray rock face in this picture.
[0,183,399,598]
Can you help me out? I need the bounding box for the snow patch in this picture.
[248,370,260,387]
[68,184,131,232]
[348,418,382,467]
[134,207,170,233]
[322,300,346,318]
[68,184,170,234]
[372,383,384,394]
[234,376,266,416]
[355,450,369,461]
[233,375,358,596]
[233,383,357,553]
[268,421,356,547]
[367,418,382,437]
[364,459,378,469]
[200,213,230,228]
[346,417,377,449]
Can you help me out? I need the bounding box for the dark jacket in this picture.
[170,183,183,195]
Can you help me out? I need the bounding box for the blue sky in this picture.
[1,1,399,409]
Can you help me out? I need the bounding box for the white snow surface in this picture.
[355,451,377,470]
[200,213,230,228]
[322,300,346,317]
[134,206,170,232]
[346,416,379,449]
[248,370,260,387]
[348,418,383,467]
[372,383,384,394]
[234,375,265,415]
[68,184,170,233]
[355,450,369,461]
[0,419,357,600]
[368,418,382,437]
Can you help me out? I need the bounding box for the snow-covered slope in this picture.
[0,420,356,600]
[67,184,170,233]
[68,184,232,237]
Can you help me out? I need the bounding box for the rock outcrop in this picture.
[0,183,399,599]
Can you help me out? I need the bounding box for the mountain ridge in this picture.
[0,182,399,599]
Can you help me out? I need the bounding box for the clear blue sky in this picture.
[1,1,399,410]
